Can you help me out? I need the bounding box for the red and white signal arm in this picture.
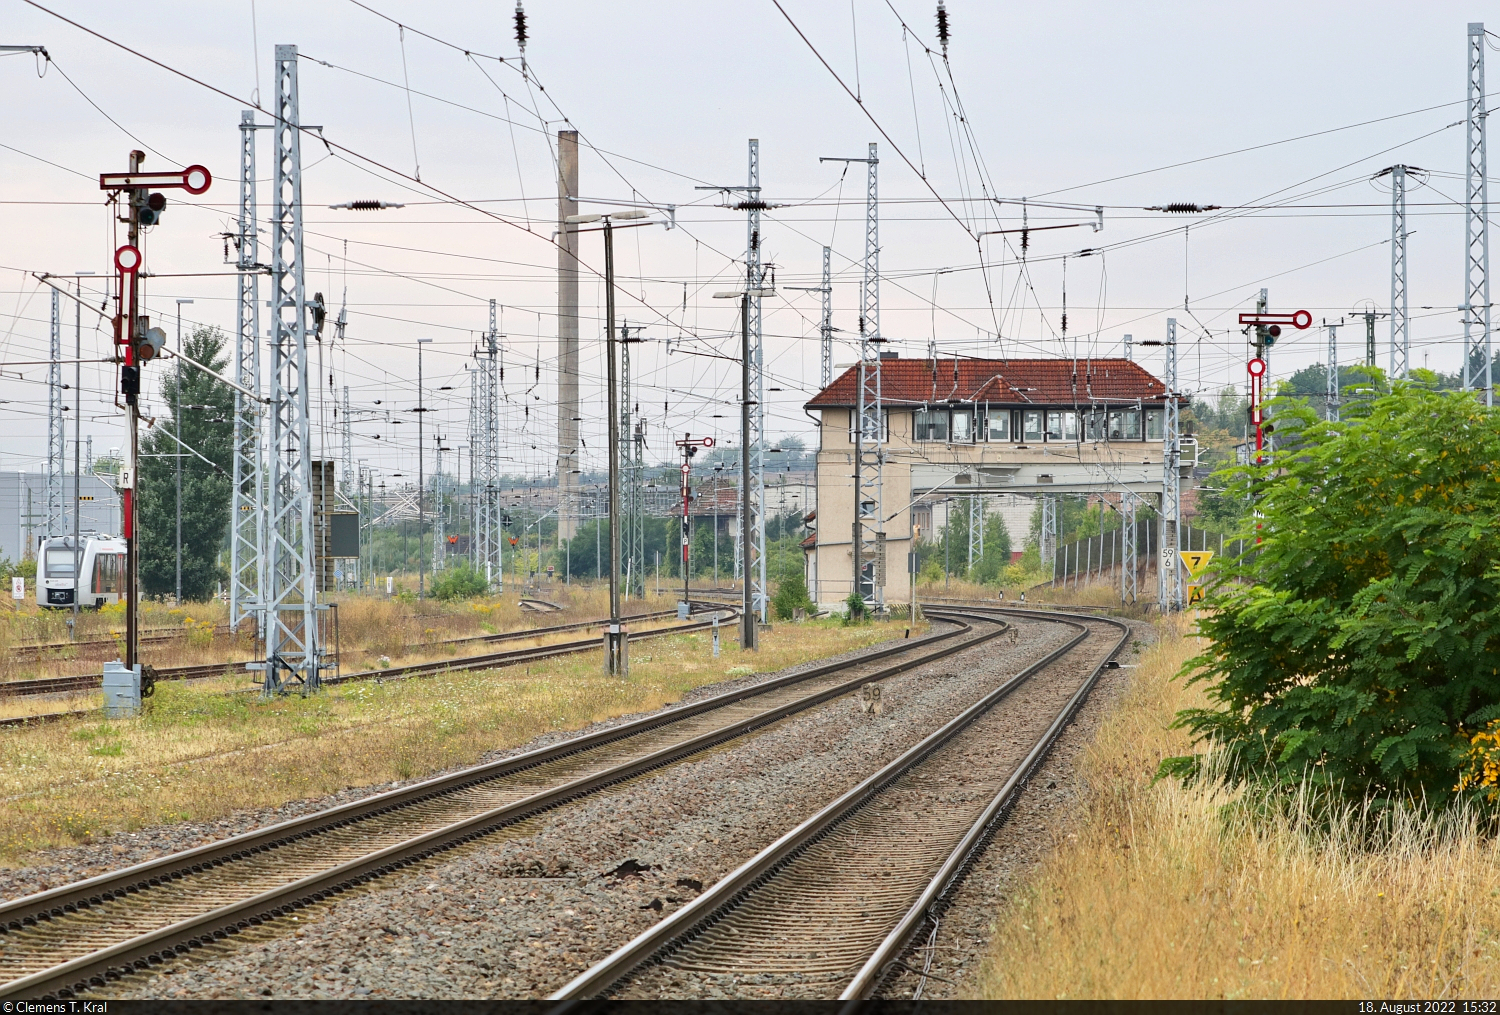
[1238,310,1312,330]
[99,165,212,195]
[1247,358,1267,378]
[680,463,692,475]
[701,437,715,447]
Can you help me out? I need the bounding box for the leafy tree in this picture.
[1186,385,1249,436]
[1165,387,1500,804]
[968,515,1013,584]
[137,327,233,601]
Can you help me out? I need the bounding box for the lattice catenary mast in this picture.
[746,140,768,622]
[263,45,321,693]
[1465,22,1493,404]
[1389,165,1409,380]
[822,143,883,607]
[474,299,503,590]
[820,245,833,388]
[230,109,264,631]
[1158,319,1182,613]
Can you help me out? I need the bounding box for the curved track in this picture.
[0,608,1004,1000]
[552,606,1128,1001]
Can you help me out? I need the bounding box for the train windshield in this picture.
[44,547,78,578]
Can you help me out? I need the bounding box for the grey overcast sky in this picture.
[0,0,1493,484]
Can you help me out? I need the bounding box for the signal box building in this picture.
[803,355,1186,609]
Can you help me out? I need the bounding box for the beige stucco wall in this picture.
[811,406,1173,610]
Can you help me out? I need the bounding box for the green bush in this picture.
[772,567,814,620]
[430,563,489,601]
[843,591,868,625]
[1163,387,1500,806]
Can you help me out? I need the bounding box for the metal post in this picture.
[1466,23,1494,405]
[72,275,83,637]
[1389,165,1409,380]
[340,384,353,501]
[124,149,143,675]
[263,47,321,693]
[1327,322,1340,421]
[1365,310,1377,368]
[174,299,188,603]
[556,130,582,540]
[740,294,756,650]
[1160,319,1181,613]
[417,337,430,598]
[604,218,626,674]
[431,440,444,575]
[231,109,263,633]
[46,288,63,538]
[681,438,691,609]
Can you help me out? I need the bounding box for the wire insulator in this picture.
[514,2,528,52]
[1146,203,1221,214]
[936,0,950,55]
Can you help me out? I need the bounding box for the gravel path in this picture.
[96,615,1076,1000]
[878,617,1157,1000]
[0,624,925,904]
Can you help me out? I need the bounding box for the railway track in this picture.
[0,605,728,731]
[8,629,223,665]
[0,604,694,701]
[0,607,1005,1000]
[551,606,1128,1001]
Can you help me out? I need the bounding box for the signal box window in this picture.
[1145,409,1165,440]
[914,408,949,442]
[985,409,1010,441]
[950,409,973,443]
[1022,410,1043,443]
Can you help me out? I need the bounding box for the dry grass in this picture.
[0,584,664,683]
[918,573,1154,617]
[0,613,913,865]
[979,615,1500,1000]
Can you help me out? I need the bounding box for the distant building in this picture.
[804,355,1187,608]
[0,472,122,563]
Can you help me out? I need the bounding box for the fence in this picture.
[1050,520,1250,590]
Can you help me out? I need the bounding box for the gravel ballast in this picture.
[94,614,1077,1000]
[0,625,927,904]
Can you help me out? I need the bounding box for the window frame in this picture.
[913,406,950,442]
[984,406,1011,441]
[1022,409,1043,443]
[949,408,974,443]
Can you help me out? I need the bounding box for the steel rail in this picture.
[0,607,728,727]
[1,605,695,700]
[547,607,1112,1001]
[0,610,999,1000]
[840,606,1131,1000]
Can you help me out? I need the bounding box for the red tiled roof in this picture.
[805,357,1167,409]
